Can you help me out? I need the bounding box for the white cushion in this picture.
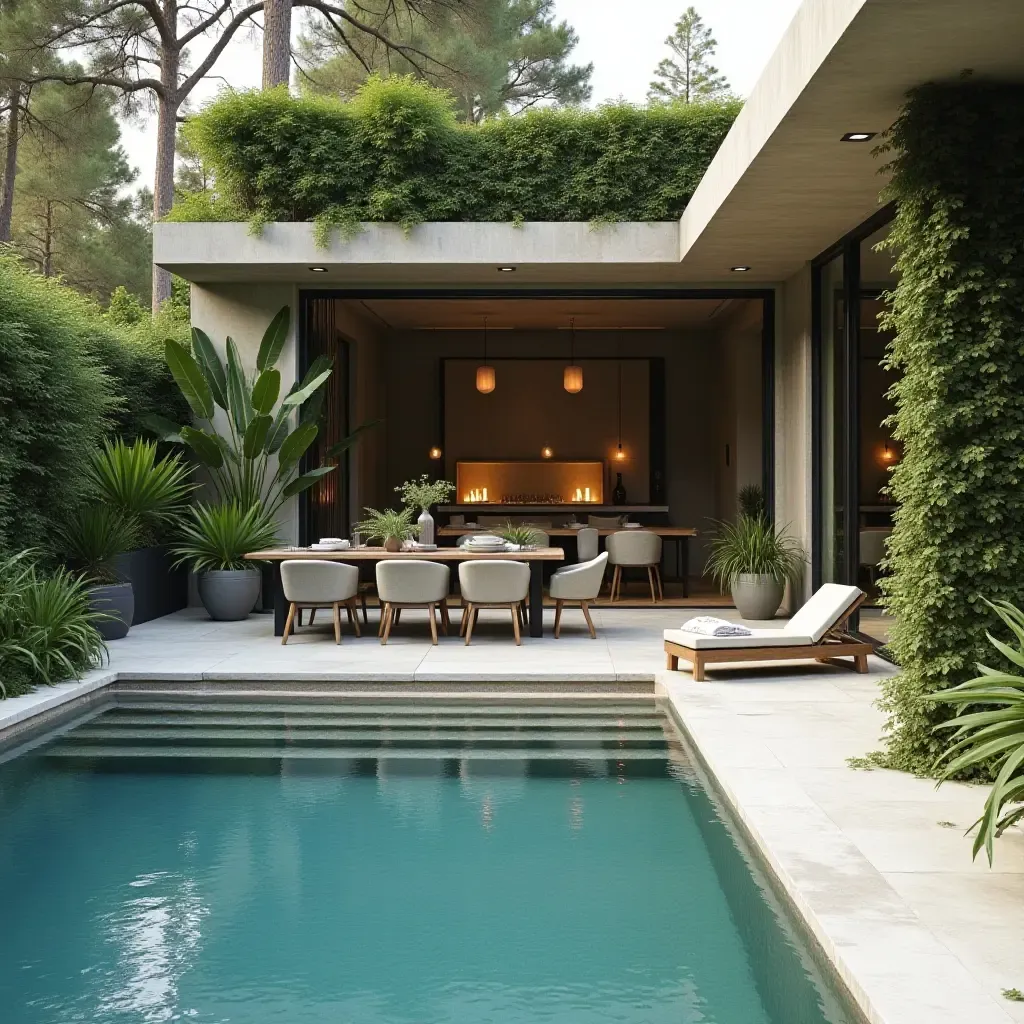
[664,627,814,650]
[783,584,862,642]
[281,560,359,604]
[549,552,608,601]
[375,560,450,603]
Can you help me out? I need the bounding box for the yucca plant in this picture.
[354,507,419,546]
[149,306,374,519]
[85,438,193,543]
[498,521,544,548]
[171,502,279,573]
[59,506,142,584]
[930,598,1024,865]
[705,514,805,588]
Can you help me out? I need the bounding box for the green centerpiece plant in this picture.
[705,513,805,620]
[172,502,279,621]
[498,521,544,550]
[354,507,419,552]
[395,474,455,546]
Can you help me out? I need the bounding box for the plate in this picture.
[624,523,641,529]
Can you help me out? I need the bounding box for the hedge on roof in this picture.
[873,80,1024,776]
[168,76,742,236]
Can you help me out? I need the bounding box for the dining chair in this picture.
[458,561,530,645]
[280,560,361,644]
[376,560,451,645]
[606,531,663,603]
[549,552,609,638]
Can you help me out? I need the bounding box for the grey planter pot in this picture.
[112,545,188,624]
[89,582,134,640]
[731,573,785,620]
[197,569,262,621]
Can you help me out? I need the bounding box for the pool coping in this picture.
[657,673,1018,1024]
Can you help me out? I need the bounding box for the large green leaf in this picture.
[191,328,228,411]
[243,415,273,458]
[180,427,224,469]
[144,414,184,443]
[278,422,318,468]
[282,369,331,408]
[326,420,380,458]
[165,340,213,420]
[251,369,281,416]
[283,466,335,498]
[225,337,252,434]
[266,410,292,455]
[256,306,290,372]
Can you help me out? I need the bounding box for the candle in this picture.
[585,487,591,502]
[483,487,488,502]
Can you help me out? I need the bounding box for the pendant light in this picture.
[563,317,583,393]
[615,342,626,460]
[476,316,495,394]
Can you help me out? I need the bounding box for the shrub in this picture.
[172,502,279,573]
[0,257,190,558]
[171,78,742,235]
[0,552,107,699]
[876,81,1024,775]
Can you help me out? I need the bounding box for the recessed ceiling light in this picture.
[497,266,516,272]
[841,132,876,142]
[730,265,751,272]
[309,266,328,272]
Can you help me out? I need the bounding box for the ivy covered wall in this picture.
[878,80,1024,774]
[169,77,741,235]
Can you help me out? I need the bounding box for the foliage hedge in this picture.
[0,257,189,558]
[170,77,741,235]
[876,81,1024,775]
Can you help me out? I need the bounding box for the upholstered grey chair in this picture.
[280,560,361,644]
[576,527,599,563]
[549,552,609,638]
[606,531,663,603]
[458,560,530,645]
[375,560,451,645]
[588,514,623,529]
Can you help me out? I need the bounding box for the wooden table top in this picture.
[246,547,567,562]
[437,526,697,537]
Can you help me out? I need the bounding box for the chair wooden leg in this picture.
[511,603,521,645]
[440,601,450,635]
[428,604,438,645]
[282,603,297,645]
[348,598,362,637]
[380,604,394,645]
[655,565,664,601]
[517,601,526,630]
[647,566,657,604]
[464,605,477,645]
[332,602,342,644]
[361,590,368,625]
[581,601,596,639]
[460,603,471,637]
[393,608,401,626]
[553,599,563,639]
[610,566,621,602]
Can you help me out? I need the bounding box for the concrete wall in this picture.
[776,266,814,607]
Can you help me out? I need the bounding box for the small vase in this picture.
[384,537,402,552]
[612,473,627,505]
[417,507,435,546]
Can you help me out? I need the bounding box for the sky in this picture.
[120,0,804,196]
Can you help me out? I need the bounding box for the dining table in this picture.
[245,546,567,638]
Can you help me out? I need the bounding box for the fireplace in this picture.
[456,461,604,505]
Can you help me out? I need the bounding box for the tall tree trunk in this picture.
[263,0,293,88]
[0,87,20,244]
[42,200,52,276]
[152,45,180,311]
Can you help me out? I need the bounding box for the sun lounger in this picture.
[663,584,872,680]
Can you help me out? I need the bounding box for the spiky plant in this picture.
[172,502,279,573]
[738,483,767,519]
[705,514,804,589]
[354,506,419,545]
[59,506,141,584]
[498,521,544,548]
[930,598,1024,865]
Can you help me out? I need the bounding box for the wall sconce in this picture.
[429,446,442,460]
[563,317,583,393]
[879,441,898,464]
[541,447,553,459]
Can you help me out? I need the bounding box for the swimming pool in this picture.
[0,698,856,1024]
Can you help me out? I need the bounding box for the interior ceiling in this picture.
[349,296,751,330]
[679,0,1024,282]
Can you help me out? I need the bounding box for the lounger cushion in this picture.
[663,627,814,650]
[783,584,862,643]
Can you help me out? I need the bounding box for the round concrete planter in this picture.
[731,573,785,620]
[88,582,134,640]
[197,569,262,621]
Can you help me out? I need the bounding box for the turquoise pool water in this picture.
[0,699,853,1024]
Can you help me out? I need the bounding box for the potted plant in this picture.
[395,475,456,546]
[354,507,419,552]
[59,506,141,640]
[86,438,194,623]
[498,521,544,550]
[172,502,278,620]
[706,514,805,620]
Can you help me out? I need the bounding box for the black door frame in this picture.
[297,286,776,543]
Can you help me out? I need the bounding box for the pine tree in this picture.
[648,6,730,104]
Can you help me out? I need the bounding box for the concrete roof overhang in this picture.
[155,0,1024,289]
